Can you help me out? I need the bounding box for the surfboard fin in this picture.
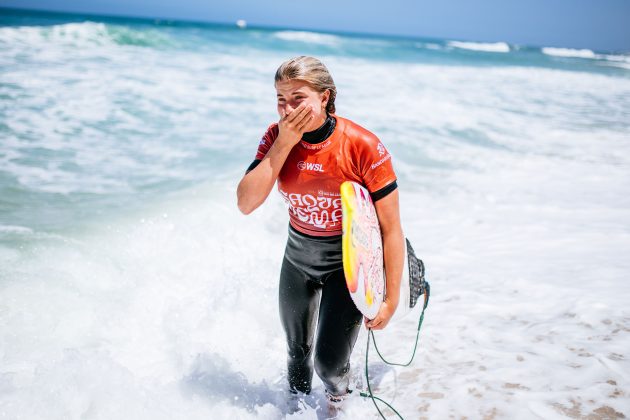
[406,238,428,309]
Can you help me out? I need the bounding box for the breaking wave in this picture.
[448,41,510,53]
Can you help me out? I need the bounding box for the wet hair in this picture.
[274,56,337,114]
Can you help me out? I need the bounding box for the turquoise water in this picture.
[1,8,630,419]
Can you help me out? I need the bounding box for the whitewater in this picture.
[1,9,629,419]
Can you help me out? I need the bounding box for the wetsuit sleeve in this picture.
[356,132,398,198]
[246,159,261,174]
[255,123,279,160]
[246,123,279,173]
[370,180,398,202]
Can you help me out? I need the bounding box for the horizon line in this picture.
[1,6,628,54]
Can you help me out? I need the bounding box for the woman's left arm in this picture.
[365,188,405,330]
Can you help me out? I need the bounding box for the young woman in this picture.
[237,56,404,402]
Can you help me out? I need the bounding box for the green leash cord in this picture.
[359,283,430,419]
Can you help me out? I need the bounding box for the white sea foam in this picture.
[542,47,597,59]
[0,184,290,418]
[0,225,34,234]
[0,29,281,195]
[273,30,340,46]
[448,41,510,53]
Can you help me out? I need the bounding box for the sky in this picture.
[1,0,629,52]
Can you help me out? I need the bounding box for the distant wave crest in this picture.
[542,47,630,69]
[0,22,107,47]
[448,41,510,53]
[603,54,630,63]
[542,47,596,59]
[273,30,340,46]
[0,22,174,49]
[601,54,630,69]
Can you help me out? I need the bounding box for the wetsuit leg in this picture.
[278,256,321,394]
[313,268,363,395]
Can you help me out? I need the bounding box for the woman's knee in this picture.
[314,352,349,385]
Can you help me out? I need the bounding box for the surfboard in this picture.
[341,181,385,319]
[340,181,427,320]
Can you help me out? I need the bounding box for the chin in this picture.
[307,115,326,132]
[304,121,317,132]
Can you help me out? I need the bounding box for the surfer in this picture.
[237,56,404,404]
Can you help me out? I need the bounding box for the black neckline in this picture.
[301,114,336,144]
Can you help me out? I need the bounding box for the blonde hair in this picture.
[274,56,337,114]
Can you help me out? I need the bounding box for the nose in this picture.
[280,103,296,118]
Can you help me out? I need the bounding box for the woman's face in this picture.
[275,79,329,132]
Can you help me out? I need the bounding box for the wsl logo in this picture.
[297,161,325,172]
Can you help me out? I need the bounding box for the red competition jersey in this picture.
[254,115,397,237]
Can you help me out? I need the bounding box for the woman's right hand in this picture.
[237,102,313,215]
[276,102,314,148]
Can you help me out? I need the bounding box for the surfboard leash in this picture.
[359,282,430,419]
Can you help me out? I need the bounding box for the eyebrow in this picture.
[277,90,307,97]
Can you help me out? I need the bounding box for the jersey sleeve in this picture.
[356,131,397,194]
[254,123,279,161]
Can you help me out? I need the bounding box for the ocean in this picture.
[1,8,629,419]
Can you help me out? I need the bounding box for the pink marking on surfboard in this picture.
[359,186,369,211]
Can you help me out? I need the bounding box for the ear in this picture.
[322,90,330,108]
